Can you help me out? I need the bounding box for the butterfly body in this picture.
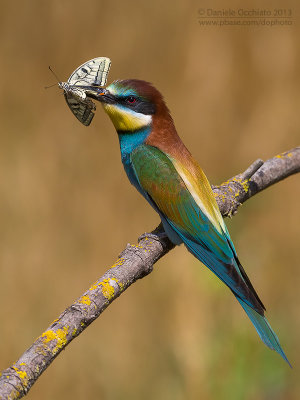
[58,82,87,101]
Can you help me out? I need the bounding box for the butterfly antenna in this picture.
[48,66,62,82]
[44,82,58,89]
[45,66,63,89]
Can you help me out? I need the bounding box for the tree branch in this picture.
[213,147,300,217]
[0,147,299,400]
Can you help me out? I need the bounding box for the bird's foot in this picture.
[138,231,168,243]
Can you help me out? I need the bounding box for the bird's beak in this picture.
[79,87,115,104]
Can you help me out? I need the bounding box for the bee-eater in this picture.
[86,79,289,365]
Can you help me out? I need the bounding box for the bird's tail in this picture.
[235,296,291,367]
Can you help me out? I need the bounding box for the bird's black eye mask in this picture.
[117,95,156,115]
[83,87,156,115]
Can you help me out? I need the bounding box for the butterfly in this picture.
[58,57,111,126]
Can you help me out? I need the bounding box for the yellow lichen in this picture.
[79,295,91,305]
[111,277,125,292]
[13,366,28,385]
[113,258,125,267]
[41,326,69,355]
[89,275,123,298]
[131,244,143,249]
[232,177,249,194]
[89,281,99,291]
[72,328,77,336]
[276,151,293,159]
[99,279,115,300]
[241,179,249,193]
[42,330,57,343]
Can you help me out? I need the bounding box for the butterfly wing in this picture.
[64,90,96,126]
[67,57,111,87]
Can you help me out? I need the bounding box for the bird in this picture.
[86,79,290,365]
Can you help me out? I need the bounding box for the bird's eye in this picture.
[126,96,136,104]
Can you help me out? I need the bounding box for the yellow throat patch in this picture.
[102,103,152,131]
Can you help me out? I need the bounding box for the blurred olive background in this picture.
[0,0,299,399]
